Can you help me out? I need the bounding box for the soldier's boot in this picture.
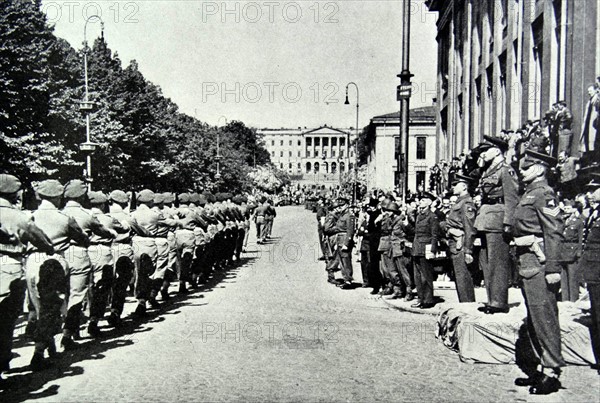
[529,374,561,395]
[178,281,188,294]
[107,311,122,328]
[160,279,171,302]
[60,334,79,351]
[87,321,101,338]
[132,302,147,318]
[47,339,58,359]
[30,352,53,372]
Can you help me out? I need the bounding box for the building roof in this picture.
[371,106,436,124]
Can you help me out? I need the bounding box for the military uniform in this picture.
[380,203,413,299]
[513,151,565,393]
[445,191,477,302]
[0,175,54,372]
[316,201,329,260]
[254,202,269,244]
[559,211,584,302]
[330,202,355,287]
[581,203,600,371]
[411,206,440,307]
[474,144,519,311]
[62,181,114,338]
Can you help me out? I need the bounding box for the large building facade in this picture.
[426,0,600,160]
[258,126,357,186]
[365,106,437,192]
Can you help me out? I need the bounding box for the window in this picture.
[298,140,301,146]
[340,137,345,147]
[306,162,312,173]
[315,137,320,146]
[416,137,426,159]
[307,150,311,157]
[332,138,337,147]
[288,163,292,169]
[416,171,426,190]
[289,151,292,157]
[271,140,275,146]
[323,151,327,158]
[297,163,301,171]
[332,150,336,157]
[298,151,301,157]
[323,138,329,146]
[331,162,337,173]
[315,150,319,157]
[280,140,283,146]
[340,150,344,158]
[271,151,275,157]
[280,151,283,157]
[306,138,312,146]
[280,163,283,169]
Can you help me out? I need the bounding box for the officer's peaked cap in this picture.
[480,135,509,152]
[521,149,557,168]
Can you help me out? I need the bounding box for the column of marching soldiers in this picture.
[0,178,256,379]
[316,135,600,395]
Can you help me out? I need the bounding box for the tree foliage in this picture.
[0,0,270,193]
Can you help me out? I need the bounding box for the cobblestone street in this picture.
[2,206,599,402]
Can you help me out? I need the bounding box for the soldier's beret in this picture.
[137,189,155,203]
[0,174,22,194]
[189,193,200,204]
[153,193,165,204]
[480,135,509,152]
[63,180,88,199]
[163,192,175,204]
[521,149,557,169]
[88,191,108,204]
[178,193,190,203]
[35,180,64,198]
[197,194,208,206]
[109,190,129,204]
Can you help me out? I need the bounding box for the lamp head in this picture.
[344,87,349,105]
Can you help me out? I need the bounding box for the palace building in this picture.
[258,126,358,186]
[426,0,600,160]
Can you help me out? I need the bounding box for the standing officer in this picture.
[559,200,584,302]
[446,174,477,302]
[411,193,440,309]
[316,197,329,261]
[62,180,114,345]
[323,198,342,284]
[474,136,519,314]
[331,196,355,289]
[383,202,413,300]
[0,175,54,375]
[581,188,600,375]
[513,150,565,395]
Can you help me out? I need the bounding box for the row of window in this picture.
[269,137,347,147]
[277,161,354,173]
[270,150,350,158]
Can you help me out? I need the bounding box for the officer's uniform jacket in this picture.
[512,180,563,275]
[332,207,355,249]
[445,194,476,255]
[388,214,410,258]
[581,207,600,282]
[411,208,440,257]
[474,159,519,232]
[377,213,393,252]
[560,214,584,263]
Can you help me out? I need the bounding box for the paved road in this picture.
[2,206,599,402]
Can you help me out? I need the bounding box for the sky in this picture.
[42,0,439,129]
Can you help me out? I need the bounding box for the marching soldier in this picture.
[254,197,269,244]
[474,136,519,314]
[107,190,150,324]
[26,180,88,358]
[581,188,600,375]
[446,174,477,303]
[87,191,126,335]
[0,175,55,375]
[62,180,114,346]
[152,193,180,297]
[513,150,565,395]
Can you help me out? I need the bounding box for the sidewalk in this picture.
[381,281,525,316]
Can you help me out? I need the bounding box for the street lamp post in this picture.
[80,15,104,190]
[396,0,414,201]
[345,82,359,205]
[216,116,227,182]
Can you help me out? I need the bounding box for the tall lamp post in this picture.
[216,116,227,182]
[344,82,359,204]
[396,0,413,201]
[80,15,104,190]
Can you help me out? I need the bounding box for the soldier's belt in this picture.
[0,243,25,257]
[482,197,504,205]
[514,235,546,263]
